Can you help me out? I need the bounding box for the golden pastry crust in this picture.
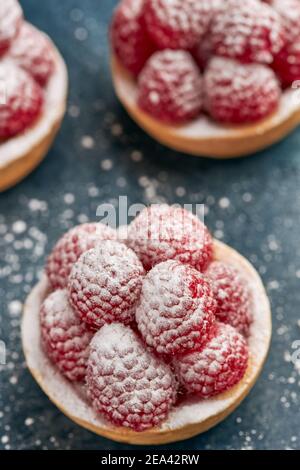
[111,55,300,159]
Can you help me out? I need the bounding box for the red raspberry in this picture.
[9,22,55,86]
[210,0,285,64]
[46,223,117,290]
[0,62,43,139]
[128,205,213,271]
[110,0,156,76]
[204,57,281,124]
[144,0,212,50]
[270,0,300,45]
[205,261,253,337]
[272,41,300,87]
[173,322,249,398]
[0,0,23,56]
[136,260,216,356]
[86,323,177,431]
[68,240,145,330]
[40,289,93,382]
[138,50,203,123]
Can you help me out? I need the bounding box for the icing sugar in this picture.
[114,54,300,139]
[22,240,271,432]
[0,28,67,168]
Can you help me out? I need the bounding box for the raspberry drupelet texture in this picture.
[0,0,23,56]
[205,261,253,337]
[138,50,203,123]
[111,0,156,76]
[46,223,117,290]
[272,41,300,87]
[173,322,249,398]
[0,62,43,139]
[144,0,212,50]
[136,260,216,356]
[204,57,281,124]
[86,323,177,431]
[210,0,285,64]
[40,289,93,382]
[270,0,300,45]
[9,22,55,86]
[127,204,213,271]
[68,240,145,330]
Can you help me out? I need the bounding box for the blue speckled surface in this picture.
[0,0,300,450]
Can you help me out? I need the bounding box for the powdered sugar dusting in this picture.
[0,0,23,54]
[0,28,67,168]
[9,22,55,86]
[173,322,249,397]
[86,323,177,431]
[68,240,145,329]
[0,60,43,138]
[138,50,203,124]
[136,260,216,355]
[144,0,212,49]
[271,0,300,44]
[40,289,93,382]
[204,57,280,124]
[210,0,284,64]
[22,240,271,433]
[114,54,300,138]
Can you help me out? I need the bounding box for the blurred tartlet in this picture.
[0,0,68,191]
[110,0,300,158]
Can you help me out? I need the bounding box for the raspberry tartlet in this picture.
[22,206,271,444]
[0,1,67,191]
[110,0,300,158]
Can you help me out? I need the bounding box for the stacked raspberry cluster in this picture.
[0,0,55,139]
[41,205,253,432]
[111,0,300,125]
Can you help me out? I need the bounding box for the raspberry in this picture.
[110,0,156,76]
[40,289,93,382]
[173,322,249,398]
[204,57,281,124]
[128,205,213,271]
[0,62,43,139]
[136,260,216,356]
[138,50,203,123]
[0,0,23,56]
[272,41,300,87]
[205,261,253,336]
[9,22,55,86]
[86,323,177,431]
[144,0,212,50]
[68,240,145,330]
[46,223,117,290]
[270,0,300,45]
[210,0,285,64]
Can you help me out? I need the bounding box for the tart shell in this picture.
[111,55,300,159]
[0,31,68,192]
[22,240,271,445]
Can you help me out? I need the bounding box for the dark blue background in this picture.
[0,0,300,450]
